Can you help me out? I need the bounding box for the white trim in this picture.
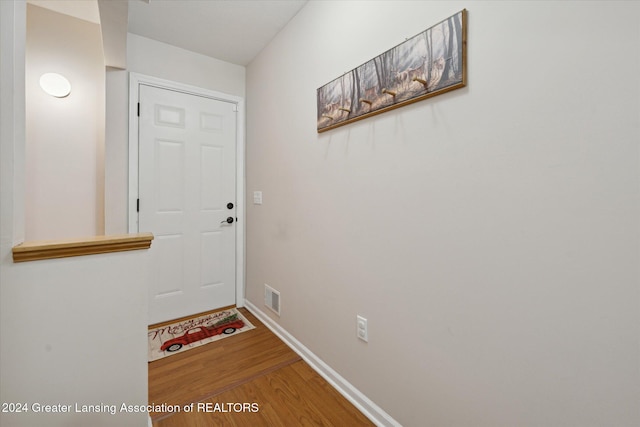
[128,72,246,309]
[244,300,402,427]
[1,0,26,246]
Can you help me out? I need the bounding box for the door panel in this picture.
[201,231,222,286]
[155,139,185,212]
[200,146,223,209]
[139,84,237,324]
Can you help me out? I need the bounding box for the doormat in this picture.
[148,308,255,362]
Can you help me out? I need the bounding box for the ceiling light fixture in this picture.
[39,73,71,98]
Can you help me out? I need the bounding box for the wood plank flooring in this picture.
[149,308,374,426]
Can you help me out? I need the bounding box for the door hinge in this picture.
[232,104,239,113]
[137,103,140,117]
[136,199,140,212]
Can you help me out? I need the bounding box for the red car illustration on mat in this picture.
[160,319,245,352]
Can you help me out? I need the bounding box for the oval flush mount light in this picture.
[39,73,71,98]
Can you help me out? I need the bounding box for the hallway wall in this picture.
[1,3,149,426]
[245,1,640,425]
[25,5,105,240]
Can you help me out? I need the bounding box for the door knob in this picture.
[221,217,234,224]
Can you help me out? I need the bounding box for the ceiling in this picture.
[28,0,308,67]
[127,0,308,66]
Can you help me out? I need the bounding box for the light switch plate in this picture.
[253,191,263,205]
[357,315,368,342]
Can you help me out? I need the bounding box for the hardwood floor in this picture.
[149,308,374,426]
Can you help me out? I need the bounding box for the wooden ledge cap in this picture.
[12,233,154,263]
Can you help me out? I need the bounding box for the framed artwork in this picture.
[317,9,467,133]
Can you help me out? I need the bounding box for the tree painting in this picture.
[317,9,466,132]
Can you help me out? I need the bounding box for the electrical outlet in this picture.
[357,315,368,342]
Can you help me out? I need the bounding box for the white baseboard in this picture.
[244,300,402,427]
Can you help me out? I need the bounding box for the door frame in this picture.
[127,72,245,308]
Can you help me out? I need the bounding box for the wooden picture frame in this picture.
[317,9,467,133]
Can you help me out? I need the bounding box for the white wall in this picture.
[1,3,149,426]
[246,1,640,426]
[25,5,105,240]
[127,33,246,98]
[0,255,151,427]
[105,33,245,234]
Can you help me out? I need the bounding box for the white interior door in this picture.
[138,84,237,324]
